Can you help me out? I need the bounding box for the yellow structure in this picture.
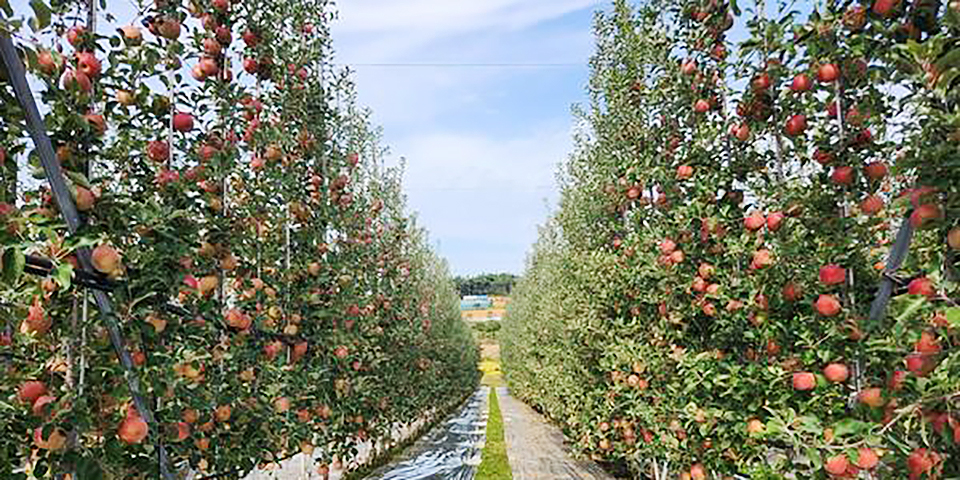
[460,295,510,322]
[490,296,511,309]
[462,308,506,322]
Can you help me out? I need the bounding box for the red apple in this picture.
[75,186,95,212]
[191,64,207,81]
[825,454,849,476]
[18,381,47,404]
[660,239,677,254]
[766,212,784,232]
[873,0,899,16]
[61,69,92,93]
[173,113,194,132]
[823,363,849,383]
[242,30,260,47]
[856,448,879,469]
[676,165,694,180]
[118,406,149,444]
[91,244,121,274]
[948,227,960,250]
[243,58,259,74]
[907,448,936,478]
[820,264,846,285]
[752,73,771,91]
[858,387,885,408]
[199,57,219,77]
[916,331,940,354]
[147,140,170,163]
[752,249,773,269]
[814,149,834,165]
[910,203,942,229]
[157,18,182,40]
[203,38,222,56]
[818,63,840,83]
[784,114,807,137]
[908,277,935,298]
[212,0,229,12]
[831,166,854,185]
[888,370,908,391]
[860,195,884,215]
[76,52,101,78]
[263,340,283,360]
[744,211,766,231]
[274,396,291,413]
[84,113,106,135]
[175,422,190,441]
[790,73,812,92]
[782,282,802,302]
[864,161,887,180]
[690,464,706,480]
[66,26,85,46]
[793,372,816,391]
[733,123,750,141]
[225,308,251,330]
[815,295,841,316]
[215,26,232,45]
[37,50,59,75]
[694,99,711,113]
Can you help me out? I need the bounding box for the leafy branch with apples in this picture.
[503,0,960,478]
[0,0,479,478]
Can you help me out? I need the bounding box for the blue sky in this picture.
[331,1,604,275]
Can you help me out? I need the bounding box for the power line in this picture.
[333,62,582,68]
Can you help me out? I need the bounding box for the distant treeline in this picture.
[454,273,519,297]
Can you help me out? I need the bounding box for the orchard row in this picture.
[504,0,959,479]
[0,0,478,478]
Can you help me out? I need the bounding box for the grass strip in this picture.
[476,388,512,480]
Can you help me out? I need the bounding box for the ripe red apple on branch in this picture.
[823,363,849,383]
[819,264,846,285]
[790,73,812,92]
[784,114,807,136]
[118,405,148,444]
[818,63,840,83]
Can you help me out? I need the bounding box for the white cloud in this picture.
[397,125,568,274]
[328,0,599,274]
[336,0,597,37]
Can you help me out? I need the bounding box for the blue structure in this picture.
[460,295,493,311]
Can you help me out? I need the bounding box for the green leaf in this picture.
[53,263,73,290]
[833,418,871,437]
[76,455,104,480]
[2,247,24,283]
[805,446,822,470]
[28,0,50,30]
[894,296,926,324]
[0,0,13,17]
[64,169,92,189]
[946,307,960,328]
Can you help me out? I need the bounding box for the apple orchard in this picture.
[0,0,478,478]
[503,0,960,479]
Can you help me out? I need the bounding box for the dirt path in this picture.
[497,388,615,480]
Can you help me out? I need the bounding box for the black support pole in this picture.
[0,35,175,480]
